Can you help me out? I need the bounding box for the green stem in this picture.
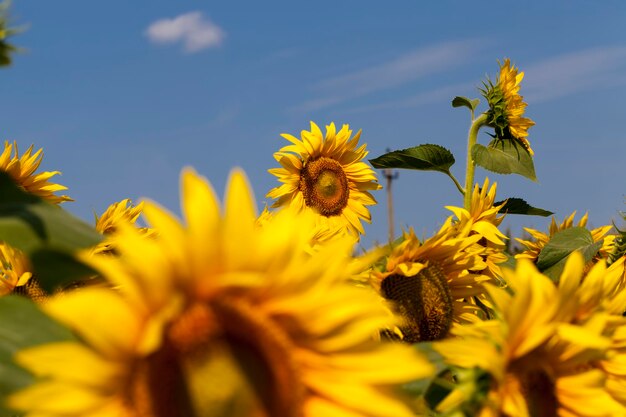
[446,171,465,196]
[464,113,488,210]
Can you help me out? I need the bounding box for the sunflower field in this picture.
[2,5,626,417]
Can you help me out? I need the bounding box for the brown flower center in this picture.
[520,369,558,417]
[380,263,453,343]
[127,300,304,417]
[299,157,349,217]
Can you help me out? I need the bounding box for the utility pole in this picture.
[382,166,398,243]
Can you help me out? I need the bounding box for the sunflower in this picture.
[9,168,433,417]
[256,205,355,254]
[95,199,144,235]
[434,254,626,417]
[0,243,48,301]
[92,199,154,255]
[0,243,32,296]
[371,221,491,343]
[446,178,508,281]
[516,212,615,264]
[0,141,72,204]
[607,255,626,296]
[586,257,626,407]
[482,59,535,155]
[267,121,381,237]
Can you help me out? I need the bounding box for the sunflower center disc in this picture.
[520,368,558,417]
[299,157,349,217]
[315,170,340,199]
[380,263,453,343]
[210,299,304,417]
[127,301,304,417]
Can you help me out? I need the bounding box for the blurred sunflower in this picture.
[0,243,48,301]
[516,212,615,264]
[267,122,381,236]
[95,199,144,235]
[481,59,535,155]
[587,257,626,407]
[256,204,353,252]
[0,243,31,296]
[434,254,626,417]
[10,168,433,417]
[0,141,72,204]
[446,178,508,281]
[371,223,490,343]
[92,199,154,255]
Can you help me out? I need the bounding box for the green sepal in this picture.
[608,210,626,266]
[0,296,76,416]
[536,227,602,282]
[0,172,103,292]
[495,198,553,217]
[452,96,480,112]
[471,137,537,181]
[369,144,455,174]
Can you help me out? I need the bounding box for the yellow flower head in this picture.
[256,204,355,252]
[267,121,381,237]
[482,59,536,155]
[0,244,47,301]
[446,178,508,281]
[434,254,626,417]
[95,199,144,235]
[516,211,615,264]
[0,243,32,296]
[10,168,433,417]
[0,141,72,204]
[92,199,154,255]
[371,222,490,342]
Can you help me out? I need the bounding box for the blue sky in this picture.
[3,1,626,247]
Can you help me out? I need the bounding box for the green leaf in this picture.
[536,227,602,282]
[452,96,480,112]
[402,342,449,398]
[369,144,455,174]
[0,199,103,254]
[495,198,553,217]
[0,296,76,415]
[471,138,537,181]
[423,372,455,410]
[0,172,102,292]
[30,250,99,292]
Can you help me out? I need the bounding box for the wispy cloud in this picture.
[296,39,486,112]
[344,82,475,114]
[145,11,225,53]
[523,45,626,102]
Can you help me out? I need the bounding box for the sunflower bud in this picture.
[480,59,535,155]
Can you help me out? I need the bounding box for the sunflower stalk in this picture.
[463,113,488,210]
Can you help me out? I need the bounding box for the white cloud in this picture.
[296,39,486,112]
[523,45,626,102]
[344,82,475,114]
[145,11,225,53]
